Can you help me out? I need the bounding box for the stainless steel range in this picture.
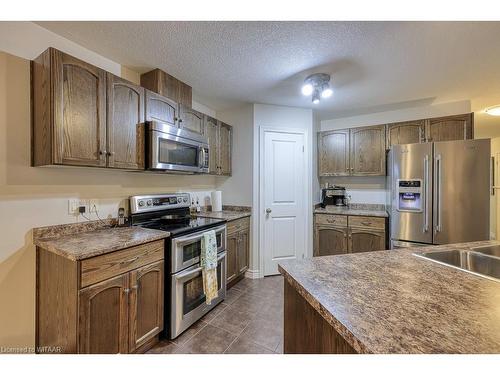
[130,193,227,339]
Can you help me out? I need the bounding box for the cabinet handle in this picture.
[131,285,138,290]
[107,152,114,156]
[361,221,372,226]
[178,119,183,123]
[99,150,107,156]
[123,288,130,294]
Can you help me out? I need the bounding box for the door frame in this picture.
[257,126,311,277]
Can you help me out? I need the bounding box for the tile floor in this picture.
[147,275,284,354]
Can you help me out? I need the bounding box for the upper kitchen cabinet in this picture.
[144,89,179,127]
[219,121,232,176]
[107,74,145,170]
[205,116,219,174]
[318,130,350,176]
[204,117,232,176]
[350,125,386,175]
[32,48,107,167]
[178,104,204,136]
[140,68,192,107]
[425,113,473,142]
[386,120,425,149]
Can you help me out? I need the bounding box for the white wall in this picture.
[321,100,471,131]
[0,23,220,349]
[215,104,254,206]
[253,104,314,275]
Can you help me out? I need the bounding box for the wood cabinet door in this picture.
[318,130,350,176]
[145,89,179,127]
[386,120,425,149]
[237,229,250,275]
[226,233,238,283]
[179,105,204,136]
[205,116,219,175]
[78,273,129,354]
[129,260,164,352]
[107,74,145,170]
[348,228,386,254]
[219,121,232,176]
[350,125,386,175]
[314,225,348,257]
[52,49,107,167]
[425,113,473,142]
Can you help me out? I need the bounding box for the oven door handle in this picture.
[172,225,226,247]
[174,252,226,282]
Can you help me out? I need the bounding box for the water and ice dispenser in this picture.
[396,179,423,212]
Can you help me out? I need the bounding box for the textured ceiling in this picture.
[36,21,500,120]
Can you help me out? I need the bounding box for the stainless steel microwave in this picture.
[147,121,209,173]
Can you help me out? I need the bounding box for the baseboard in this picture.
[244,269,261,279]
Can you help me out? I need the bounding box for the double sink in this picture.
[414,245,500,282]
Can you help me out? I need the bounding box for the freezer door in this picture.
[390,143,433,244]
[433,139,490,244]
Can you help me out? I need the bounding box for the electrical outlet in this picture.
[88,199,99,214]
[68,199,89,215]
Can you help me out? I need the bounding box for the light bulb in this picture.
[485,105,500,116]
[312,89,320,104]
[301,83,313,96]
[321,88,333,98]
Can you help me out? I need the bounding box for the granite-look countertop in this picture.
[278,241,500,354]
[195,206,251,222]
[314,203,388,218]
[34,226,170,261]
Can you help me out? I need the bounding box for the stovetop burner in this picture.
[141,216,225,236]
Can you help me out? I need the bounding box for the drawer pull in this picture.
[361,221,372,226]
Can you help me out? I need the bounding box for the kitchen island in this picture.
[278,241,500,354]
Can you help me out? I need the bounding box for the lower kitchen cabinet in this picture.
[128,261,164,352]
[226,234,239,283]
[36,240,164,354]
[348,228,386,254]
[79,273,130,354]
[313,214,387,256]
[226,217,251,288]
[314,225,348,257]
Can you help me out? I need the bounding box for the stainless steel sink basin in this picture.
[414,248,500,282]
[470,245,500,258]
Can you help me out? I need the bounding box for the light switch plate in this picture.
[68,199,89,215]
[88,199,99,213]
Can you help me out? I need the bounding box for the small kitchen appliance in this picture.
[321,186,348,207]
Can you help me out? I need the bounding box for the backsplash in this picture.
[319,176,387,205]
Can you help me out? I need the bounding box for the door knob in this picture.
[266,208,272,214]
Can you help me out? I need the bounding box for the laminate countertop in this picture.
[34,226,170,261]
[314,204,388,218]
[278,241,500,354]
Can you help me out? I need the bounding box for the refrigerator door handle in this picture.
[435,154,442,232]
[423,155,430,232]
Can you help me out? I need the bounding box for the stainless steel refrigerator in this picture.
[388,139,491,248]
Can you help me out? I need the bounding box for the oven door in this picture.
[171,225,226,273]
[170,251,226,339]
[149,127,205,173]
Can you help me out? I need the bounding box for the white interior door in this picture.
[262,130,306,275]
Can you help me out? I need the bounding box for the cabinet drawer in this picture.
[348,216,385,230]
[227,217,250,235]
[315,214,347,227]
[80,240,164,288]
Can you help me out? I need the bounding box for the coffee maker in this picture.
[321,185,348,207]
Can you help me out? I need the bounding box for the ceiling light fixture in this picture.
[485,105,500,116]
[301,73,332,104]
